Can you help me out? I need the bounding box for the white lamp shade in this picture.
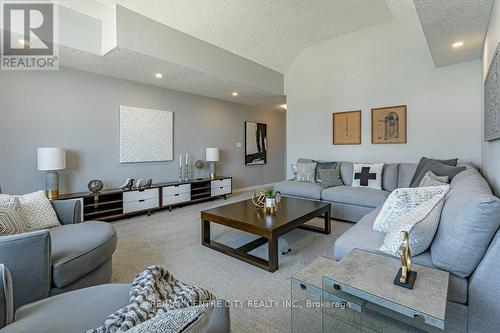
[205,148,219,162]
[37,148,66,170]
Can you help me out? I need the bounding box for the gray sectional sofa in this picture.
[275,162,413,222]
[275,161,500,333]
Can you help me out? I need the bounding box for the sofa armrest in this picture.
[468,229,500,333]
[0,230,51,310]
[51,199,81,225]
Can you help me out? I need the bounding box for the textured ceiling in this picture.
[414,0,494,67]
[60,46,285,108]
[62,0,398,72]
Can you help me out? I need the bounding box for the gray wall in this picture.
[0,68,286,195]
[284,20,482,178]
[482,0,500,196]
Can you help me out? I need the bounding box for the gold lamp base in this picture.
[210,173,216,180]
[45,189,59,199]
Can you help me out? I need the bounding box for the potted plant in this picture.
[265,190,276,210]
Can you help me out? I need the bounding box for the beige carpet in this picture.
[110,192,351,333]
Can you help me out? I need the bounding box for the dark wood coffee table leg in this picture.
[202,219,210,245]
[297,205,331,234]
[324,206,332,234]
[268,235,278,272]
[201,218,278,272]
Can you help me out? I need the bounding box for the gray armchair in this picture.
[0,199,117,310]
[0,264,230,333]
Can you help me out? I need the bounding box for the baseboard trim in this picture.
[233,182,281,194]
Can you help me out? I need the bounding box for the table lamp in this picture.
[205,148,219,180]
[37,147,66,199]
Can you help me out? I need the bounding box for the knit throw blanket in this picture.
[88,266,216,333]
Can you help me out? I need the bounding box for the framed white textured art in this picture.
[119,106,173,163]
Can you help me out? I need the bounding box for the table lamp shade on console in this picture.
[37,147,66,199]
[206,148,219,180]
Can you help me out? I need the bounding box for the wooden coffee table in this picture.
[200,197,331,272]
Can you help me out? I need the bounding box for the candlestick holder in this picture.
[178,165,183,182]
[184,164,190,182]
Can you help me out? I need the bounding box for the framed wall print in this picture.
[245,121,267,165]
[484,42,500,141]
[371,105,407,144]
[332,110,361,145]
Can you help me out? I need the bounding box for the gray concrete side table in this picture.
[291,249,450,333]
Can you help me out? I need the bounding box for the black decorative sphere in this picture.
[88,180,103,193]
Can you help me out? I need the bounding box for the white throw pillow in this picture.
[372,185,449,233]
[296,162,317,183]
[419,171,449,187]
[0,191,60,230]
[0,198,30,236]
[351,163,384,190]
[379,192,447,256]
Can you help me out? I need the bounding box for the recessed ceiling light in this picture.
[452,41,464,48]
[232,91,238,97]
[155,73,163,79]
[280,104,287,110]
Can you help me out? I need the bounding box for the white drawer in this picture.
[211,185,231,197]
[123,197,159,214]
[162,192,191,206]
[211,178,231,189]
[123,189,159,203]
[163,184,191,196]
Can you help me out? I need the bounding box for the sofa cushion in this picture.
[315,161,337,183]
[409,157,458,186]
[397,163,417,188]
[273,181,323,200]
[339,162,354,186]
[321,186,390,208]
[4,284,131,333]
[431,169,500,278]
[333,207,384,260]
[382,163,399,192]
[333,209,468,304]
[49,221,117,288]
[409,158,465,188]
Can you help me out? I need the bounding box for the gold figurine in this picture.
[398,231,412,284]
[394,230,417,289]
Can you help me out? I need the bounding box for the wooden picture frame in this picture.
[371,105,407,144]
[332,110,361,145]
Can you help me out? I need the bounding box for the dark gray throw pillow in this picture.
[410,160,465,187]
[315,162,337,182]
[410,157,458,186]
[319,168,343,188]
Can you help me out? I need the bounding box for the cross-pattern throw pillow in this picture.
[0,191,60,230]
[319,168,344,188]
[351,163,384,190]
[379,189,448,257]
[372,185,449,233]
[419,171,449,187]
[296,162,317,183]
[0,198,30,236]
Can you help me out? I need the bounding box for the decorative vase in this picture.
[265,197,276,214]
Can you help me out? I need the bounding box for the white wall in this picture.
[285,20,482,177]
[482,0,500,196]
